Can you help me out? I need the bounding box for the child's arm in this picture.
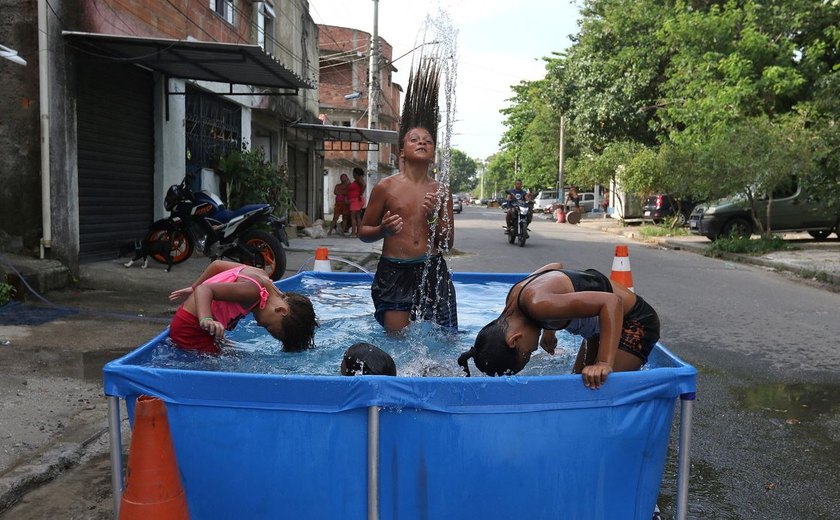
[168,260,244,303]
[192,280,263,338]
[359,182,403,242]
[540,329,557,354]
[527,290,622,389]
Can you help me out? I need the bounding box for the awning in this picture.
[292,122,398,152]
[63,31,313,91]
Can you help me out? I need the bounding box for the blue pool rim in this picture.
[103,271,697,412]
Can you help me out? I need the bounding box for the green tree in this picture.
[690,116,817,237]
[447,148,479,194]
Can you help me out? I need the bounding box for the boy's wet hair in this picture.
[341,343,397,376]
[352,167,364,177]
[398,57,440,149]
[457,319,519,377]
[274,292,318,352]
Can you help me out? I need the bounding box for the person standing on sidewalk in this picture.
[328,173,351,236]
[347,167,366,237]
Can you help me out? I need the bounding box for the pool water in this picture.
[149,277,583,377]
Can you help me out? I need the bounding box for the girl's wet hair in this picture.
[398,57,440,149]
[275,292,318,352]
[341,343,397,376]
[457,319,519,377]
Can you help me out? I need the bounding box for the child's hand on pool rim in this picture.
[582,361,613,389]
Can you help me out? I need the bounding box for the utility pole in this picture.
[558,114,565,203]
[365,0,380,204]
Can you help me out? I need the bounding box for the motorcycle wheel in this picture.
[518,221,527,247]
[144,221,193,265]
[240,229,287,281]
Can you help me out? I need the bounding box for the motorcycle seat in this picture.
[213,203,270,222]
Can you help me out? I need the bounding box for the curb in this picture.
[591,223,840,288]
[0,409,111,513]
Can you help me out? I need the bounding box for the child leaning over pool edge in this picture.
[168,260,317,353]
[458,262,660,389]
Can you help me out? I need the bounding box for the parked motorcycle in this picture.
[144,177,289,280]
[503,200,532,247]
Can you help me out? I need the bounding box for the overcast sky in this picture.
[307,0,581,161]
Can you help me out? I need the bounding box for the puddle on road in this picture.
[735,383,840,422]
[659,457,739,519]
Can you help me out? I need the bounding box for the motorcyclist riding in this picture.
[504,179,532,234]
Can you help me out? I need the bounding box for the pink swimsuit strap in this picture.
[237,273,270,310]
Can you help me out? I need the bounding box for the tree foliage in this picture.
[447,148,479,194]
[494,0,840,216]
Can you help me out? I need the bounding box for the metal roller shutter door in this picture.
[77,61,154,261]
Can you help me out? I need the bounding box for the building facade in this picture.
[0,0,322,274]
[316,24,401,216]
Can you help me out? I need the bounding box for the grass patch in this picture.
[637,223,690,238]
[705,235,798,257]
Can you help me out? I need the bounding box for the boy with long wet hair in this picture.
[358,57,457,335]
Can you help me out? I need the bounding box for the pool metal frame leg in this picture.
[107,396,123,520]
[368,406,380,520]
[676,393,695,520]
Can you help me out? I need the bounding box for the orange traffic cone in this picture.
[119,395,189,519]
[314,247,331,272]
[610,244,634,292]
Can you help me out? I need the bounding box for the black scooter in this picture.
[144,177,289,280]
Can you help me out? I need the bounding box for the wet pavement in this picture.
[0,214,838,516]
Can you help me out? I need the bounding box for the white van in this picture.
[534,190,559,212]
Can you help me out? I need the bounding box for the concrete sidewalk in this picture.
[573,214,840,286]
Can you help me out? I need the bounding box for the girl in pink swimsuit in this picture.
[168,260,317,353]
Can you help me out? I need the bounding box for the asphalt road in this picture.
[1,205,839,519]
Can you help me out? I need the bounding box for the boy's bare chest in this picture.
[388,184,434,216]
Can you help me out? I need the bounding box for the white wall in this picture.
[154,77,187,220]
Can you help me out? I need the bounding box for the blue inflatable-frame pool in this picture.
[104,271,696,520]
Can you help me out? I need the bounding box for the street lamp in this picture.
[0,44,27,66]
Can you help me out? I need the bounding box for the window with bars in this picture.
[210,0,235,25]
[185,87,242,189]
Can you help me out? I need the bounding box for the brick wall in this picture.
[318,24,399,165]
[79,0,252,43]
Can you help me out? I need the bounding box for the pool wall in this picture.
[104,272,697,520]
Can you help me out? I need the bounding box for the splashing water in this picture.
[407,7,460,327]
[148,279,582,377]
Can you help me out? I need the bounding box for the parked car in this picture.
[453,195,463,214]
[534,190,560,213]
[643,194,696,225]
[688,183,840,240]
[568,192,596,213]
